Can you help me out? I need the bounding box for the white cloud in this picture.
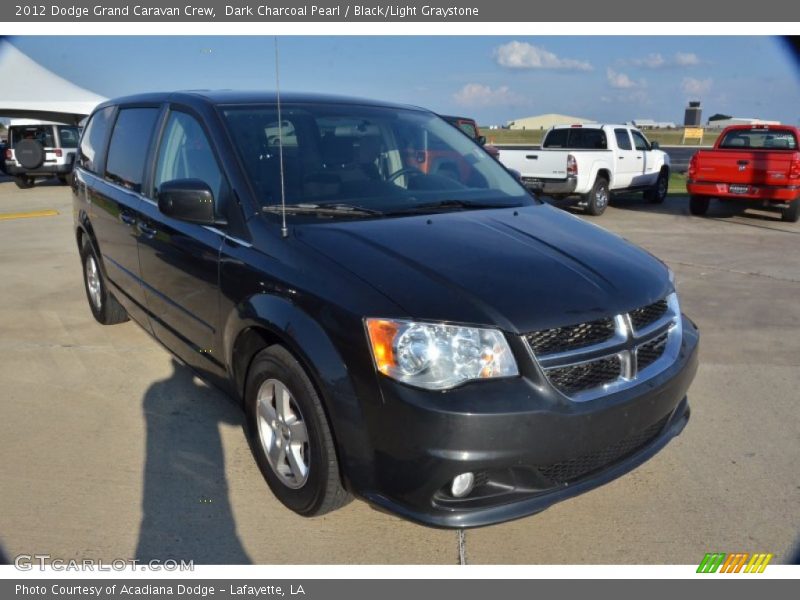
[452,83,524,108]
[681,77,713,97]
[493,41,592,71]
[628,52,702,68]
[674,52,700,66]
[606,68,642,89]
[631,53,666,69]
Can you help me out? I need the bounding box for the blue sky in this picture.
[7,36,800,126]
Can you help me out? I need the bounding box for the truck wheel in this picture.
[646,171,668,204]
[80,238,129,325]
[689,196,710,216]
[585,176,609,216]
[782,200,800,223]
[58,174,71,185]
[245,345,351,517]
[14,176,35,189]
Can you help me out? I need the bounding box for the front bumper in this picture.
[360,315,699,528]
[687,180,800,203]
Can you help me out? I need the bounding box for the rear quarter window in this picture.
[104,107,160,193]
[79,107,115,174]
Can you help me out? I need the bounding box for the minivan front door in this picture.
[137,109,225,374]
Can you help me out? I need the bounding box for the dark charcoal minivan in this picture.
[72,91,698,528]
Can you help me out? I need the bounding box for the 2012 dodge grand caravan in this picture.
[72,91,698,528]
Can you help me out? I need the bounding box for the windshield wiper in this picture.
[262,203,383,217]
[386,200,521,215]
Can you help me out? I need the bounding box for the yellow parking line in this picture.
[0,209,59,221]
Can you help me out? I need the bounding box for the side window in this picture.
[58,126,80,149]
[105,108,159,192]
[614,128,632,150]
[78,106,115,174]
[154,111,223,204]
[631,130,650,151]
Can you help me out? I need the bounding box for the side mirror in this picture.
[157,179,224,226]
[650,141,660,150]
[477,135,487,146]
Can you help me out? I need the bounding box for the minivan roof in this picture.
[95,90,427,113]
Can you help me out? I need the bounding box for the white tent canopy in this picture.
[0,40,106,125]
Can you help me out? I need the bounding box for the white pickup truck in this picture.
[498,124,670,215]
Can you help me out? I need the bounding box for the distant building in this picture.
[632,119,677,130]
[706,117,781,129]
[507,113,594,130]
[684,101,702,127]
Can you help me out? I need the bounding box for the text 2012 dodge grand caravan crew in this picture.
[72,91,698,528]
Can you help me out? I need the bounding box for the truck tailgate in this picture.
[498,149,569,180]
[693,150,797,186]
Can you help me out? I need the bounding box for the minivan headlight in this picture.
[365,318,518,390]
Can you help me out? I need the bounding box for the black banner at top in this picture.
[2,0,799,22]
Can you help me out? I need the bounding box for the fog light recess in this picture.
[450,472,475,498]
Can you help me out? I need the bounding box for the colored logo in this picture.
[697,552,774,573]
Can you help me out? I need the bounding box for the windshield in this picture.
[222,103,532,215]
[718,128,798,150]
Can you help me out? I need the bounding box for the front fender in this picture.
[222,294,376,491]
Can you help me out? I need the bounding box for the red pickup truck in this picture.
[687,125,800,222]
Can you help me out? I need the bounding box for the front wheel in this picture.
[584,176,609,216]
[245,345,351,517]
[782,200,800,223]
[689,195,710,216]
[645,171,668,204]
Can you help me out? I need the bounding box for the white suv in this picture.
[4,119,80,188]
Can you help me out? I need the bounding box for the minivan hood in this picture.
[295,204,672,333]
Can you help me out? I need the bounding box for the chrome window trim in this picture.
[524,293,683,403]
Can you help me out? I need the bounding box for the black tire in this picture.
[13,176,35,189]
[689,195,710,216]
[79,238,128,325]
[14,139,45,169]
[58,174,70,185]
[782,200,800,223]
[245,345,351,517]
[584,176,609,216]
[645,170,669,204]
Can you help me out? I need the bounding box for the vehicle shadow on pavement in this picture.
[135,358,252,564]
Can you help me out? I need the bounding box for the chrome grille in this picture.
[630,299,668,331]
[525,293,681,402]
[636,332,669,371]
[525,318,615,355]
[546,356,622,396]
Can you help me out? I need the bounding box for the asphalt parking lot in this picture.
[0,174,798,565]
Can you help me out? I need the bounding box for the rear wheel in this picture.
[58,174,70,185]
[584,176,609,216]
[245,345,351,517]
[80,238,128,325]
[782,200,800,223]
[645,171,669,204]
[689,195,710,216]
[14,176,34,189]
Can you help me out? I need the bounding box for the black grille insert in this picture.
[637,332,668,371]
[630,299,668,331]
[537,416,669,485]
[546,356,621,395]
[526,318,615,356]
